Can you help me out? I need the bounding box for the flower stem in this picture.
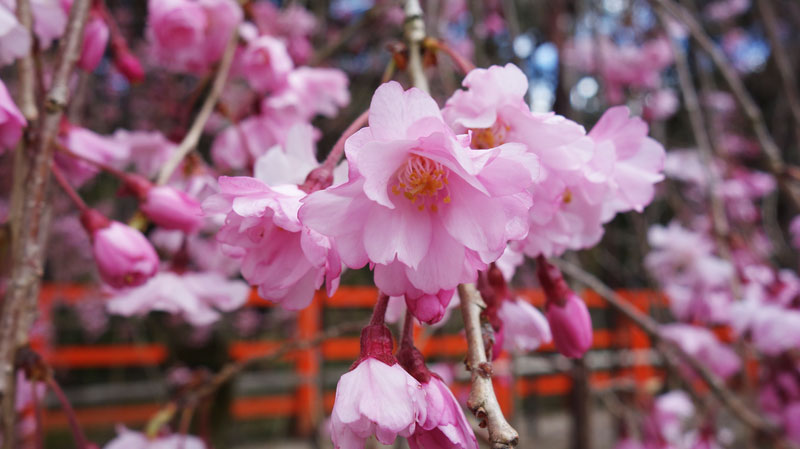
[427,38,476,74]
[51,163,89,212]
[400,310,415,348]
[369,293,390,326]
[46,375,89,449]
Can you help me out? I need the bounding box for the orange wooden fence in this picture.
[33,285,675,433]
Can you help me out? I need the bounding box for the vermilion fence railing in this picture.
[32,284,695,433]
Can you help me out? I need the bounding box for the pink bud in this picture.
[546,293,593,358]
[405,289,455,325]
[78,16,109,72]
[112,40,144,84]
[140,185,204,233]
[82,210,159,288]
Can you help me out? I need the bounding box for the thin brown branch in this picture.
[0,0,91,446]
[458,283,519,449]
[554,259,790,444]
[15,0,37,121]
[156,31,238,185]
[757,0,800,142]
[657,9,740,298]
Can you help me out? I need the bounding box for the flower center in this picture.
[392,155,451,212]
[470,119,510,149]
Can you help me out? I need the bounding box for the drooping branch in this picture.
[554,259,790,444]
[15,0,37,122]
[656,9,740,297]
[156,31,238,185]
[458,283,519,449]
[0,0,92,446]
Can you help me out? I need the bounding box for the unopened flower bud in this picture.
[537,256,592,358]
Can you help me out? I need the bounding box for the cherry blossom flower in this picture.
[106,271,248,326]
[661,324,740,379]
[239,35,294,92]
[80,209,159,289]
[56,126,130,186]
[204,176,341,310]
[537,258,592,358]
[139,185,204,233]
[408,376,478,449]
[0,79,26,152]
[0,4,31,66]
[261,67,351,122]
[330,323,426,448]
[146,0,242,73]
[111,130,176,178]
[497,298,551,353]
[301,81,538,298]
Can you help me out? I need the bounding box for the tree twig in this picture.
[657,8,740,298]
[15,0,37,121]
[458,283,519,449]
[156,31,238,185]
[404,0,429,93]
[0,1,91,445]
[756,0,800,143]
[553,259,788,443]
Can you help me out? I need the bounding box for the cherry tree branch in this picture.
[0,1,91,445]
[404,0,429,93]
[458,283,519,449]
[657,9,740,297]
[15,0,37,121]
[650,0,800,209]
[156,31,238,185]
[756,0,800,142]
[554,259,789,443]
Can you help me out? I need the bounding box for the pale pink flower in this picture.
[443,63,613,258]
[331,324,426,449]
[587,106,666,221]
[661,324,740,379]
[239,35,293,92]
[405,289,456,325]
[408,376,478,449]
[248,2,316,64]
[29,0,67,49]
[300,81,537,297]
[210,114,290,171]
[652,390,695,444]
[730,287,800,356]
[643,88,680,121]
[56,126,130,186]
[0,4,31,66]
[81,209,159,289]
[498,297,552,353]
[104,426,205,449]
[106,271,248,326]
[261,67,350,121]
[112,129,176,178]
[147,0,242,73]
[140,185,204,233]
[78,15,109,72]
[0,78,26,152]
[204,176,341,310]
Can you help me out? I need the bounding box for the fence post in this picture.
[295,292,322,436]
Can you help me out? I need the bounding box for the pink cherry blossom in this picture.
[210,114,291,171]
[646,222,734,323]
[0,4,31,66]
[111,129,176,178]
[262,67,351,122]
[497,297,552,352]
[78,15,109,72]
[81,210,159,289]
[140,185,204,233]
[106,271,248,326]
[661,324,740,379]
[146,0,242,73]
[408,376,478,449]
[300,81,538,297]
[104,426,205,449]
[330,357,425,448]
[0,79,26,152]
[587,106,665,220]
[729,285,800,356]
[204,176,341,310]
[405,289,456,325]
[248,1,316,64]
[644,88,680,121]
[56,126,130,186]
[239,35,294,92]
